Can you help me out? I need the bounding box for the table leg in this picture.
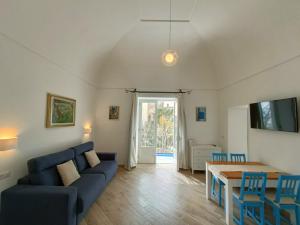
[225,180,234,225]
[206,163,211,200]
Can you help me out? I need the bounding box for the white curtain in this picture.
[126,93,138,170]
[177,94,189,170]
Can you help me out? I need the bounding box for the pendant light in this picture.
[162,0,178,66]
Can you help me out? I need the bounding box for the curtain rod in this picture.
[125,89,191,94]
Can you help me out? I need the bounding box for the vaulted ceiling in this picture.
[1,0,300,89]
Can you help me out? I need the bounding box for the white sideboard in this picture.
[189,140,221,173]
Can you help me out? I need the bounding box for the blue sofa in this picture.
[0,141,117,225]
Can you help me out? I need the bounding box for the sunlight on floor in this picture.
[156,155,176,164]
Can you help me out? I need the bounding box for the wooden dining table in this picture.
[205,161,284,225]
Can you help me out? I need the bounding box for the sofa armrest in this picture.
[1,185,77,225]
[17,175,31,185]
[97,152,117,161]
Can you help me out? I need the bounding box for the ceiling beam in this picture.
[140,19,190,23]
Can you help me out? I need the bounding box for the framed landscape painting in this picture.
[46,93,76,128]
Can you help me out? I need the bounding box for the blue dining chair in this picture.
[230,153,246,163]
[212,152,228,162]
[211,152,228,207]
[233,172,267,225]
[264,175,300,225]
[296,191,300,225]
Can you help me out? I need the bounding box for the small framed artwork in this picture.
[196,106,206,122]
[109,106,120,120]
[46,93,76,128]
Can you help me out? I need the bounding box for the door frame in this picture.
[227,105,249,159]
[137,96,178,164]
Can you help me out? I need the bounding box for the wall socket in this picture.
[0,171,11,180]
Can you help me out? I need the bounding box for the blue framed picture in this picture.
[196,106,206,122]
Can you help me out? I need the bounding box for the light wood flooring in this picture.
[80,164,259,225]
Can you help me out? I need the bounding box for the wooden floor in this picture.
[80,164,256,225]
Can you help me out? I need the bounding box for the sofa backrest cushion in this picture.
[27,148,75,186]
[73,142,94,172]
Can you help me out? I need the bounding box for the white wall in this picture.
[191,0,300,174]
[0,34,97,193]
[95,89,132,165]
[227,106,248,158]
[95,89,219,165]
[219,57,300,174]
[94,20,219,165]
[184,90,219,145]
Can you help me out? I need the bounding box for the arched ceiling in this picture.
[192,0,300,88]
[97,22,216,90]
[0,0,140,85]
[1,0,300,89]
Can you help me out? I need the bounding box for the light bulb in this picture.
[162,49,178,66]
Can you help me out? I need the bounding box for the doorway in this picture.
[137,97,177,164]
[228,106,249,159]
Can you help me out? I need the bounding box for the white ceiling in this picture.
[140,0,197,20]
[192,0,300,87]
[1,0,300,88]
[97,22,216,90]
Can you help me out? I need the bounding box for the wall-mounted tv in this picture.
[250,97,299,133]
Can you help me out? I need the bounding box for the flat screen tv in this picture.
[250,97,299,133]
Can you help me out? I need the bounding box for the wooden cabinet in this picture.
[189,140,221,173]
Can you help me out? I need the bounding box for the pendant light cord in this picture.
[168,0,172,49]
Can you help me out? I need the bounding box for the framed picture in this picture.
[196,106,206,122]
[46,93,76,128]
[109,106,120,120]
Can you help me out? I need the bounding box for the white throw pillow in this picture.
[57,160,80,186]
[85,150,101,168]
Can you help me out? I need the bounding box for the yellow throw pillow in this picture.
[85,150,100,168]
[57,160,80,186]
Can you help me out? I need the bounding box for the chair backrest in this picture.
[212,152,228,162]
[230,153,246,163]
[297,185,300,204]
[275,175,300,203]
[240,172,267,201]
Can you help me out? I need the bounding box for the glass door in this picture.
[138,100,157,163]
[137,98,177,164]
[156,100,177,164]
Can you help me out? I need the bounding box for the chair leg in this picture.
[218,183,222,207]
[260,205,264,225]
[246,207,254,219]
[274,207,280,225]
[240,205,245,225]
[296,206,300,225]
[211,177,216,197]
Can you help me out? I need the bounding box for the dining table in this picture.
[205,161,284,225]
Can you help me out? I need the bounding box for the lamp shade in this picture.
[84,127,92,134]
[162,49,178,67]
[0,138,17,151]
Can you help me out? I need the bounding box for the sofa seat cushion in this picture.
[81,161,117,181]
[70,174,106,214]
